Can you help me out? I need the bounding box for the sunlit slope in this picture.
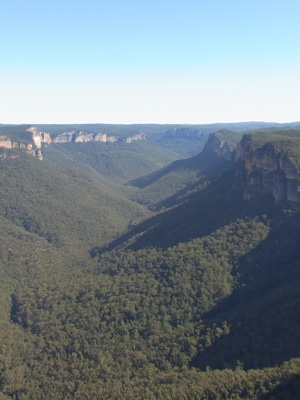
[47,139,181,183]
[0,147,147,249]
[128,129,243,209]
[128,148,231,209]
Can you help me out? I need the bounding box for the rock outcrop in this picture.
[0,127,146,160]
[53,131,74,143]
[53,130,146,144]
[202,133,234,161]
[27,126,52,148]
[125,133,146,143]
[235,135,300,202]
[0,136,14,149]
[0,134,44,159]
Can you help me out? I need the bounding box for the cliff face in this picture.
[27,126,52,148]
[0,134,44,160]
[0,127,146,160]
[202,133,234,161]
[53,130,146,144]
[235,136,300,202]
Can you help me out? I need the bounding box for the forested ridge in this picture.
[0,125,300,399]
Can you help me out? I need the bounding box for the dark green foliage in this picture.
[128,148,233,209]
[1,126,300,398]
[127,129,244,209]
[0,147,147,249]
[4,208,300,399]
[153,128,208,157]
[106,170,276,252]
[194,207,300,371]
[4,214,271,398]
[241,129,300,168]
[49,139,180,183]
[0,125,33,144]
[214,129,244,148]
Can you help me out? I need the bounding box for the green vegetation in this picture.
[0,125,300,399]
[0,125,33,144]
[214,129,244,148]
[49,139,180,183]
[153,128,208,157]
[36,122,297,157]
[128,144,234,209]
[38,122,285,139]
[242,129,300,168]
[0,147,147,250]
[37,124,148,139]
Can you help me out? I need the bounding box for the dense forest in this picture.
[0,123,300,399]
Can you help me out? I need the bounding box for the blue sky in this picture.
[1,0,300,124]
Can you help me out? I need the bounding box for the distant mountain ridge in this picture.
[52,129,146,144]
[2,121,299,160]
[0,126,147,160]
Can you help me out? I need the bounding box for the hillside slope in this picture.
[48,139,181,183]
[1,126,300,399]
[0,146,147,250]
[128,130,243,209]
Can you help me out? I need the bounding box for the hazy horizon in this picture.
[1,120,300,126]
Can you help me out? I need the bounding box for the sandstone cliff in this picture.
[203,134,233,160]
[0,127,146,160]
[0,134,44,160]
[53,130,146,144]
[27,126,52,148]
[235,134,300,202]
[202,130,243,161]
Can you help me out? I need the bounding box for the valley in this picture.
[0,122,300,399]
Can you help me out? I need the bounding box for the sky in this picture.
[1,0,300,124]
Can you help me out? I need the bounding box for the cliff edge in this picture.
[235,131,300,202]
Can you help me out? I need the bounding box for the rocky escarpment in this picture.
[53,130,145,144]
[27,126,52,148]
[235,135,300,202]
[202,132,235,161]
[0,127,52,160]
[0,127,146,160]
[0,134,44,160]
